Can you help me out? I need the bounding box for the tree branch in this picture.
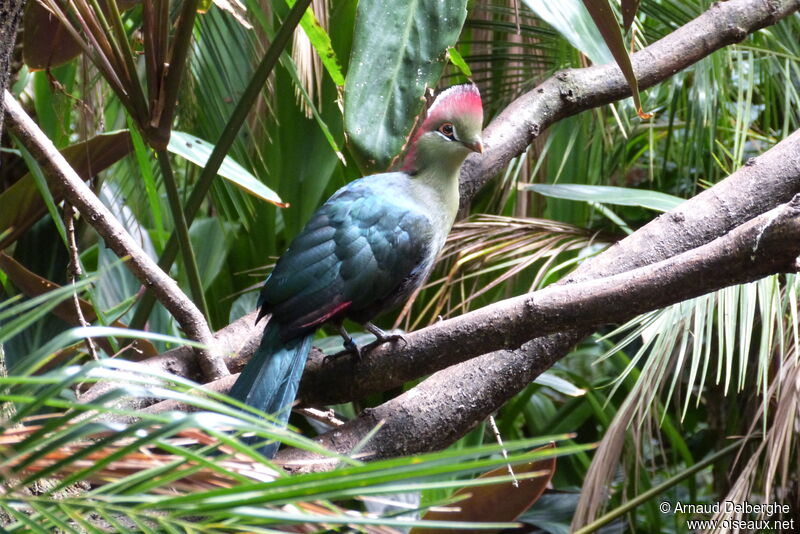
[140,192,800,425]
[300,128,800,404]
[457,0,800,207]
[3,91,229,381]
[276,193,800,468]
[276,124,800,468]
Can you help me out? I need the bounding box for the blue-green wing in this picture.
[261,177,434,338]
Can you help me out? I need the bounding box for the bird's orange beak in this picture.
[466,140,484,154]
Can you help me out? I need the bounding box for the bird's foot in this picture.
[362,322,407,354]
[324,325,362,363]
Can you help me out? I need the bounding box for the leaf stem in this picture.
[158,0,201,141]
[156,149,208,320]
[105,0,150,121]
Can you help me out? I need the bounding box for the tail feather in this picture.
[228,322,313,457]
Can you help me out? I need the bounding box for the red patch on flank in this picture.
[300,301,352,328]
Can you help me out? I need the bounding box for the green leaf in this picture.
[447,46,472,77]
[535,372,586,397]
[166,131,286,207]
[523,183,683,212]
[522,0,611,65]
[286,0,345,86]
[581,0,650,118]
[344,0,469,171]
[189,218,237,291]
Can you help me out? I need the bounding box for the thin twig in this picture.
[296,407,345,428]
[488,415,518,487]
[3,91,229,381]
[63,202,99,361]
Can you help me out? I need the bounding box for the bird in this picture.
[229,83,484,457]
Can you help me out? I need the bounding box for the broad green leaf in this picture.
[581,0,651,118]
[524,183,683,212]
[0,130,133,249]
[287,0,345,86]
[344,0,468,170]
[535,372,586,397]
[167,131,286,207]
[205,0,252,29]
[189,218,238,291]
[522,0,611,65]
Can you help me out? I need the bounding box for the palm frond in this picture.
[396,214,607,330]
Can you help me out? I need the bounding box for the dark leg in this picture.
[325,323,362,362]
[362,322,407,353]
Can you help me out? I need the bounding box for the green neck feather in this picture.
[405,132,472,233]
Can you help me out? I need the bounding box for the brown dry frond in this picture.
[712,343,800,527]
[292,0,329,118]
[0,420,280,493]
[573,274,800,530]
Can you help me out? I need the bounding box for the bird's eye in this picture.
[438,122,455,139]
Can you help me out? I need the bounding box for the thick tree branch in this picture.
[300,128,800,404]
[277,127,800,468]
[3,91,229,381]
[458,0,800,207]
[140,194,800,423]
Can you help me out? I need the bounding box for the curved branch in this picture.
[3,91,228,381]
[277,193,800,468]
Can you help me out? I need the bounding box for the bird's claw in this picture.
[362,332,407,354]
[324,337,361,364]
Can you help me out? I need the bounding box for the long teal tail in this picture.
[228,322,314,457]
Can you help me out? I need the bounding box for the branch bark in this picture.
[458,0,800,207]
[0,0,24,140]
[139,192,800,424]
[3,91,229,381]
[298,128,800,403]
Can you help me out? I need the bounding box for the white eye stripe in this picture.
[436,127,459,141]
[436,131,459,141]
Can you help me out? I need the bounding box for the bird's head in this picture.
[402,84,484,174]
